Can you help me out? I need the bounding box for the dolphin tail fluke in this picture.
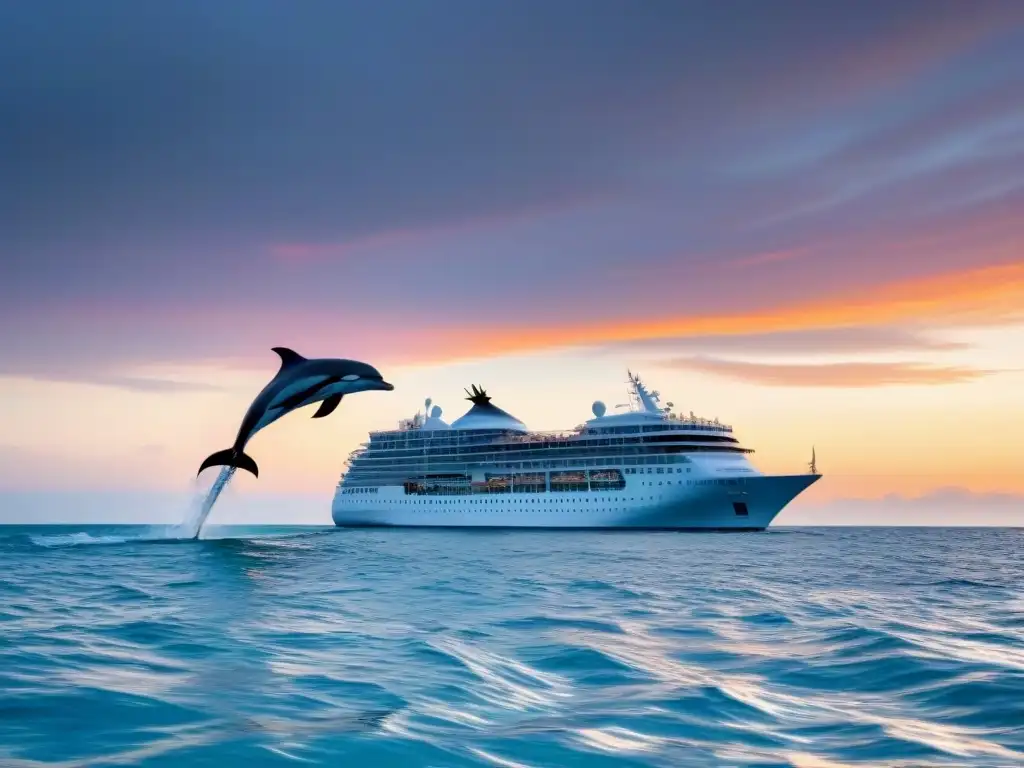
[197,449,259,479]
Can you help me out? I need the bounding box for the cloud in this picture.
[730,248,809,269]
[658,357,994,387]
[2,371,229,394]
[2,3,1021,279]
[440,261,1024,365]
[78,376,228,393]
[0,260,1020,389]
[0,2,1021,386]
[782,487,1024,526]
[595,326,967,357]
[267,195,601,266]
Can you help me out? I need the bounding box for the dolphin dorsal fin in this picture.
[271,347,306,371]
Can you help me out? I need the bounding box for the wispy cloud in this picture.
[594,326,967,357]
[85,376,228,394]
[2,2,1022,386]
[6,372,228,394]
[267,196,602,266]
[443,261,1024,365]
[1,261,1019,385]
[659,357,995,387]
[730,248,809,269]
[784,487,1024,526]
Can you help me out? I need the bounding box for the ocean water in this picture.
[1,526,1022,767]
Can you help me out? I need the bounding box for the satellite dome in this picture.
[592,400,607,418]
[421,402,451,430]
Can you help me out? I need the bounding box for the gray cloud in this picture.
[1,0,1022,380]
[3,2,1020,258]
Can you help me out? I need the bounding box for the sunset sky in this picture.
[1,1,1022,524]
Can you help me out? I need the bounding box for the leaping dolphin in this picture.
[197,347,394,479]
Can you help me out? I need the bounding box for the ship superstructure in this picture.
[332,372,819,529]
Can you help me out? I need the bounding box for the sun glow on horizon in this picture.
[1,319,1021,523]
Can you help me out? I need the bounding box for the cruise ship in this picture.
[332,372,820,530]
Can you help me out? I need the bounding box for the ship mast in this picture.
[626,370,662,414]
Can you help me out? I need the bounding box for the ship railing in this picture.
[666,414,733,431]
[498,429,584,444]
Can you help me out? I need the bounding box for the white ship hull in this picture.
[332,472,819,530]
[333,372,822,531]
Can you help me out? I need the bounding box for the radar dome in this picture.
[592,400,607,418]
[425,398,432,410]
[431,405,442,418]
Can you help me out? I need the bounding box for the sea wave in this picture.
[1,525,1022,766]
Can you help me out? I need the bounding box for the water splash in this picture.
[179,467,236,540]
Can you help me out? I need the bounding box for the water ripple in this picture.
[1,524,1023,766]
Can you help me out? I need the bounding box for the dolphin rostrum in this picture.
[197,347,394,479]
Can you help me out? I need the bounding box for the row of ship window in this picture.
[349,465,696,486]
[354,446,742,463]
[344,496,664,505]
[640,478,744,487]
[624,467,691,474]
[370,423,731,445]
[365,438,736,453]
[345,457,718,477]
[340,476,746,496]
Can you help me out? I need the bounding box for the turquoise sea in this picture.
[2,525,1022,767]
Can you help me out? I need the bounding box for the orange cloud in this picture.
[430,260,1024,363]
[16,258,1020,384]
[659,358,992,387]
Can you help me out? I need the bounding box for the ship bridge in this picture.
[581,371,732,434]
